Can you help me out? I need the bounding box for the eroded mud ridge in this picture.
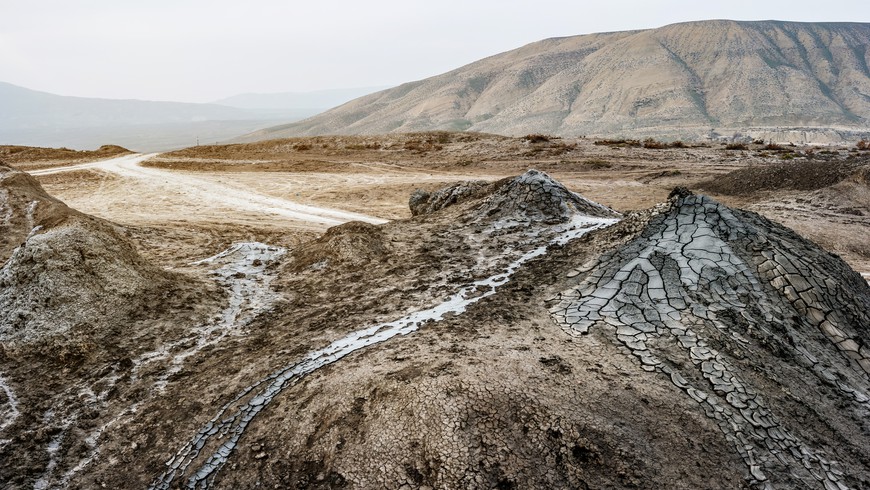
[553,190,870,488]
[150,171,621,488]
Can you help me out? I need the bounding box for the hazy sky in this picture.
[1,0,867,103]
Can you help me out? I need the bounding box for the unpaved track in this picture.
[31,153,387,226]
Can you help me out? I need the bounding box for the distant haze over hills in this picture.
[212,87,390,111]
[0,83,383,151]
[241,20,870,144]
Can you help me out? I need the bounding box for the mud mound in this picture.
[473,169,620,223]
[0,165,180,350]
[0,219,176,347]
[700,159,867,196]
[7,165,869,489]
[552,191,870,488]
[408,180,491,216]
[0,163,78,263]
[287,220,391,272]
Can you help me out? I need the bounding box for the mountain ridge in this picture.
[240,20,870,143]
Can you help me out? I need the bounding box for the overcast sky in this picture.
[1,0,867,103]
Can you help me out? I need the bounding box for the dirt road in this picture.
[31,153,387,227]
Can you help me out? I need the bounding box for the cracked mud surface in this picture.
[552,191,870,488]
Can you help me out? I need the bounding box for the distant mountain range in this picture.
[241,20,870,144]
[0,82,382,151]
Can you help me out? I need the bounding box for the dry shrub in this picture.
[642,138,667,149]
[642,138,688,149]
[594,139,641,147]
[523,134,551,143]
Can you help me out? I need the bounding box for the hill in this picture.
[241,20,870,144]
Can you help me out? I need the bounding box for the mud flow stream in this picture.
[150,216,619,489]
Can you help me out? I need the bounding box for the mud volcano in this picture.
[553,189,870,488]
[0,164,182,348]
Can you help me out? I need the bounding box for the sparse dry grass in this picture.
[0,144,130,170]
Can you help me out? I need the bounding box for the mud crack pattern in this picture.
[552,194,870,489]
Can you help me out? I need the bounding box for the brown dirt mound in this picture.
[0,164,190,356]
[408,179,493,216]
[0,163,80,263]
[287,221,392,272]
[699,159,868,196]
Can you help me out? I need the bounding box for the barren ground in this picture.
[18,132,870,273]
[2,133,869,489]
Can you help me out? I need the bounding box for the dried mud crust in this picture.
[553,193,870,488]
[116,183,867,489]
[186,190,866,489]
[0,164,224,488]
[207,206,747,490]
[89,172,620,489]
